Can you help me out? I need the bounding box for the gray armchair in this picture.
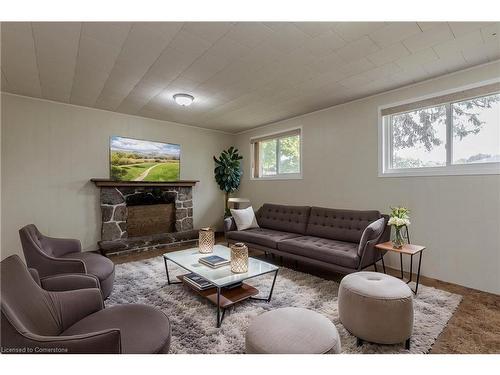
[1,255,171,354]
[19,224,115,298]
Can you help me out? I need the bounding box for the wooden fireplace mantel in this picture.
[90,178,199,188]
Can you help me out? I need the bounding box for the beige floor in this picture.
[109,239,500,354]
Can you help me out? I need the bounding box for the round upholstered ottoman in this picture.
[338,271,414,349]
[245,307,341,354]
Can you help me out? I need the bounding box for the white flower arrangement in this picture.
[388,206,411,228]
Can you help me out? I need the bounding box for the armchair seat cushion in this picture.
[277,236,360,268]
[61,304,171,354]
[226,228,301,249]
[61,252,115,298]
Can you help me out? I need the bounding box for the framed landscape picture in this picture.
[110,136,181,182]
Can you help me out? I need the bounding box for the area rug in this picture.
[107,257,462,354]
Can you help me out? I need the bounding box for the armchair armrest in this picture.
[41,236,82,257]
[357,217,386,269]
[224,216,237,233]
[17,329,122,354]
[49,288,104,330]
[33,255,87,278]
[41,273,100,292]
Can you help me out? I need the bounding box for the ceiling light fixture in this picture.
[173,93,194,106]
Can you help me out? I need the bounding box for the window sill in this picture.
[251,174,303,181]
[379,163,500,177]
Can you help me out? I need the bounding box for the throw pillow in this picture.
[230,206,260,231]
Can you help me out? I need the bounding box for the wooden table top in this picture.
[375,241,426,255]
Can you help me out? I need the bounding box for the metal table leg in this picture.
[163,257,181,285]
[250,269,279,302]
[414,251,423,294]
[400,253,404,279]
[381,256,386,274]
[216,287,222,328]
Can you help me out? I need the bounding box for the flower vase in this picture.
[392,226,406,249]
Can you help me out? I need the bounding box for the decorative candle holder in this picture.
[199,227,215,253]
[230,242,248,273]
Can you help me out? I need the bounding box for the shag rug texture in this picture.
[107,257,462,354]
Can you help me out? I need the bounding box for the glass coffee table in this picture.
[163,245,279,327]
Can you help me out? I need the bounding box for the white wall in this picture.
[1,94,233,259]
[234,62,500,294]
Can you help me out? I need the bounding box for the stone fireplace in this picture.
[91,179,198,255]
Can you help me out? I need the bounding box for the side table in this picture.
[374,241,426,294]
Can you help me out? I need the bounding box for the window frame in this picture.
[250,127,303,180]
[379,79,500,177]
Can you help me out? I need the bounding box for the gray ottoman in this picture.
[338,271,414,349]
[245,307,341,354]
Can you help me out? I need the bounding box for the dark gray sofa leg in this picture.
[356,338,363,347]
[405,338,411,350]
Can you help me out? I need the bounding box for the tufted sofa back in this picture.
[256,204,311,234]
[306,207,381,243]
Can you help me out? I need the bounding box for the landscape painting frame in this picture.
[109,136,181,182]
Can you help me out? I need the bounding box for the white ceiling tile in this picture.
[369,23,421,48]
[422,51,468,75]
[306,30,346,54]
[180,52,230,82]
[338,57,376,76]
[367,43,410,66]
[333,22,386,42]
[225,23,274,48]
[448,22,494,37]
[480,23,500,43]
[433,30,483,58]
[336,36,380,61]
[181,22,234,43]
[1,23,41,97]
[395,48,439,70]
[32,22,81,102]
[403,24,454,53]
[82,22,132,47]
[417,22,448,31]
[167,29,213,56]
[293,22,334,37]
[206,35,251,61]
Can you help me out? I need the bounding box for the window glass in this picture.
[391,105,447,169]
[452,93,500,164]
[259,138,277,176]
[278,134,300,174]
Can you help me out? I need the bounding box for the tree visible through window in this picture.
[385,91,500,171]
[252,130,301,178]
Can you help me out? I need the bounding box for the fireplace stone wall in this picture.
[97,185,196,255]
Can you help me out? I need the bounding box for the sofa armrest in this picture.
[357,217,386,269]
[41,273,101,292]
[224,216,237,233]
[50,288,104,330]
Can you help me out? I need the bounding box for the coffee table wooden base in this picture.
[176,275,259,308]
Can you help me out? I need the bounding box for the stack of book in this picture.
[183,273,213,290]
[199,255,230,268]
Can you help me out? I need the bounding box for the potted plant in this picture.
[213,147,243,217]
[388,206,411,248]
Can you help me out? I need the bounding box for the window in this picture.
[380,82,500,176]
[251,129,301,179]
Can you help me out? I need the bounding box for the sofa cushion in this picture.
[306,207,381,243]
[256,204,311,234]
[278,236,360,268]
[226,228,301,249]
[230,206,259,231]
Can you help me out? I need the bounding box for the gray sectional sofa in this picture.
[225,203,390,274]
